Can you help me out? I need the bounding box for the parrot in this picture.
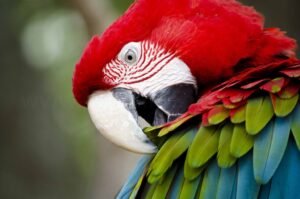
[72,0,300,198]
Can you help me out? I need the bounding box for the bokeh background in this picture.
[1,0,299,198]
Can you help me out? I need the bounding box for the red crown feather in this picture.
[73,0,297,106]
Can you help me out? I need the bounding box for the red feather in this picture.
[73,0,297,106]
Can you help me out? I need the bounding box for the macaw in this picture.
[72,0,300,198]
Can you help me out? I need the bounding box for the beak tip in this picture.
[88,90,157,154]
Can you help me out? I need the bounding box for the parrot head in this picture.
[72,0,296,153]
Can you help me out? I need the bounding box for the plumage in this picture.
[258,182,271,199]
[230,124,254,158]
[291,103,300,149]
[188,126,220,167]
[217,123,236,168]
[148,128,196,183]
[151,164,178,199]
[268,139,300,199]
[158,115,194,137]
[131,64,300,198]
[271,93,299,117]
[260,77,286,94]
[216,165,237,199]
[71,0,300,198]
[245,96,274,135]
[230,105,246,124]
[73,0,296,106]
[199,160,220,199]
[168,165,185,199]
[236,152,260,199]
[208,105,230,125]
[117,155,153,199]
[277,83,299,99]
[179,175,202,199]
[184,155,205,180]
[253,117,291,184]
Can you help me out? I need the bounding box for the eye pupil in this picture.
[124,49,137,64]
[127,55,133,61]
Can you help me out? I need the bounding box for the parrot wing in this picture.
[117,58,300,199]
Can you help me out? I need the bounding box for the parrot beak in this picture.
[87,89,157,154]
[87,84,197,154]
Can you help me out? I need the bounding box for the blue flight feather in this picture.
[253,116,291,184]
[268,139,300,199]
[216,164,237,199]
[231,172,237,199]
[258,182,271,199]
[116,155,153,199]
[236,152,260,199]
[168,165,184,199]
[199,160,221,199]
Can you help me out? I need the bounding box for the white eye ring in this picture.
[124,49,138,64]
[118,42,141,65]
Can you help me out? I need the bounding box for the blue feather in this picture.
[253,116,291,184]
[231,173,237,199]
[168,165,184,199]
[216,164,237,199]
[291,103,300,149]
[268,139,300,199]
[199,160,221,199]
[258,182,271,199]
[116,155,153,199]
[236,152,260,199]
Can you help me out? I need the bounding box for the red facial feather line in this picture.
[103,41,176,85]
[125,54,175,84]
[126,42,153,76]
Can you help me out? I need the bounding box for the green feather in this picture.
[246,96,274,135]
[217,123,236,168]
[291,103,300,149]
[145,183,157,199]
[230,124,254,158]
[148,132,182,176]
[230,105,246,124]
[148,173,163,185]
[198,172,209,199]
[143,125,163,134]
[184,157,206,180]
[158,115,194,137]
[152,164,178,199]
[149,128,196,182]
[208,105,230,125]
[188,126,221,167]
[271,94,299,117]
[179,175,202,199]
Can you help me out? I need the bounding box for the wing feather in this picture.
[117,60,300,199]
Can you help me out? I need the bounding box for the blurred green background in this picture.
[1,0,299,198]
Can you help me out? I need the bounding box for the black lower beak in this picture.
[112,83,197,127]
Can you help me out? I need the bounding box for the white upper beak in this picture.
[87,90,157,154]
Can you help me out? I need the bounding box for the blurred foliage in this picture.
[112,0,134,13]
[0,0,299,199]
[1,0,95,199]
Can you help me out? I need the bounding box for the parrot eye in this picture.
[124,49,138,64]
[118,42,141,65]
